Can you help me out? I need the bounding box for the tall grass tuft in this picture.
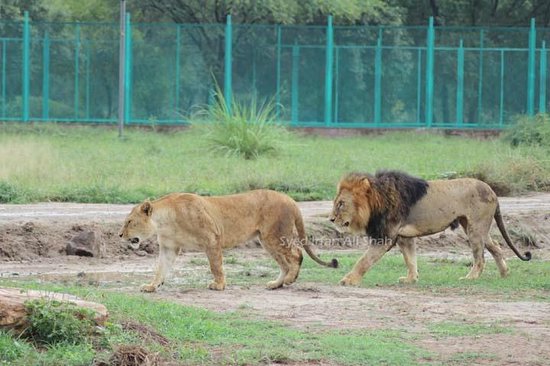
[195,87,289,160]
[503,113,550,148]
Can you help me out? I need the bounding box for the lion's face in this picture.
[329,176,374,235]
[118,201,155,247]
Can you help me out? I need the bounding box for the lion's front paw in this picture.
[266,280,284,290]
[140,284,158,293]
[208,281,226,291]
[339,274,362,286]
[398,276,418,284]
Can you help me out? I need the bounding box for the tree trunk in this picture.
[0,288,109,332]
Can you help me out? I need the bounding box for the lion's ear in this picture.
[362,178,372,193]
[141,201,153,216]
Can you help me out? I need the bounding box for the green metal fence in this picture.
[1,14,549,128]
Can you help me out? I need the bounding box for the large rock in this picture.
[66,230,104,257]
[0,288,109,332]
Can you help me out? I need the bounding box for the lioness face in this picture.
[119,201,155,247]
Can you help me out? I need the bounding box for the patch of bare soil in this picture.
[1,195,550,365]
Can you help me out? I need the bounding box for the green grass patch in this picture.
[1,123,549,203]
[297,252,550,295]
[428,321,513,338]
[0,284,428,366]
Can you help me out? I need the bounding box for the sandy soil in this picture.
[1,195,549,365]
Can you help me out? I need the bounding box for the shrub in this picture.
[0,181,20,203]
[23,299,96,346]
[503,113,550,148]
[194,87,289,160]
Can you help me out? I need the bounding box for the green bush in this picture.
[195,88,289,160]
[503,113,550,148]
[0,331,32,363]
[0,181,20,203]
[23,299,96,346]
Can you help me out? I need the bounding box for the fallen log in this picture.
[0,288,108,332]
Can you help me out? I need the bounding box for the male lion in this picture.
[329,171,531,286]
[119,190,338,292]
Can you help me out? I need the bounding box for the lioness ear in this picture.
[141,201,153,216]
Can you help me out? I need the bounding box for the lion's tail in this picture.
[295,211,338,268]
[494,204,531,261]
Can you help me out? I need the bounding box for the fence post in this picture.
[324,15,333,126]
[1,40,6,118]
[291,42,300,124]
[456,39,464,126]
[42,31,50,120]
[499,50,505,126]
[425,16,435,127]
[527,18,536,116]
[224,15,232,114]
[85,42,90,119]
[124,12,131,123]
[477,29,484,123]
[117,0,126,136]
[22,11,30,122]
[276,25,281,119]
[540,41,547,114]
[374,34,382,126]
[74,23,81,119]
[175,25,181,119]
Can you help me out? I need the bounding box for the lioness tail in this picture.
[295,212,338,268]
[494,204,531,261]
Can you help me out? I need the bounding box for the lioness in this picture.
[119,190,338,292]
[329,171,531,285]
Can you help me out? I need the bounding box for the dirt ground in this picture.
[1,194,550,365]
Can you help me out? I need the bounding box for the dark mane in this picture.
[366,170,429,239]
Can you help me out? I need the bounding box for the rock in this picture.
[0,288,109,332]
[66,230,104,257]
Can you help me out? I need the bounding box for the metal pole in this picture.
[291,42,300,124]
[456,39,464,126]
[42,31,50,120]
[324,15,333,126]
[224,15,232,114]
[499,50,505,126]
[527,18,536,116]
[117,0,126,137]
[22,11,30,122]
[477,29,484,123]
[425,16,435,127]
[276,25,281,119]
[374,34,382,126]
[540,41,547,114]
[74,23,81,120]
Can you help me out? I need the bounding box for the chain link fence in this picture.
[1,15,549,128]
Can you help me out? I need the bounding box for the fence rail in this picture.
[0,14,549,128]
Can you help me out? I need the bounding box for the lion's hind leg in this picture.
[205,246,226,291]
[259,236,291,289]
[283,246,303,286]
[397,237,418,284]
[485,237,509,278]
[461,229,486,280]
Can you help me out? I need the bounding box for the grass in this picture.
[427,322,513,338]
[1,123,549,203]
[1,250,548,365]
[0,284,428,366]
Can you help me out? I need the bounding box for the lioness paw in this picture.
[398,276,418,284]
[266,280,284,290]
[339,274,361,286]
[140,284,158,293]
[208,282,226,291]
